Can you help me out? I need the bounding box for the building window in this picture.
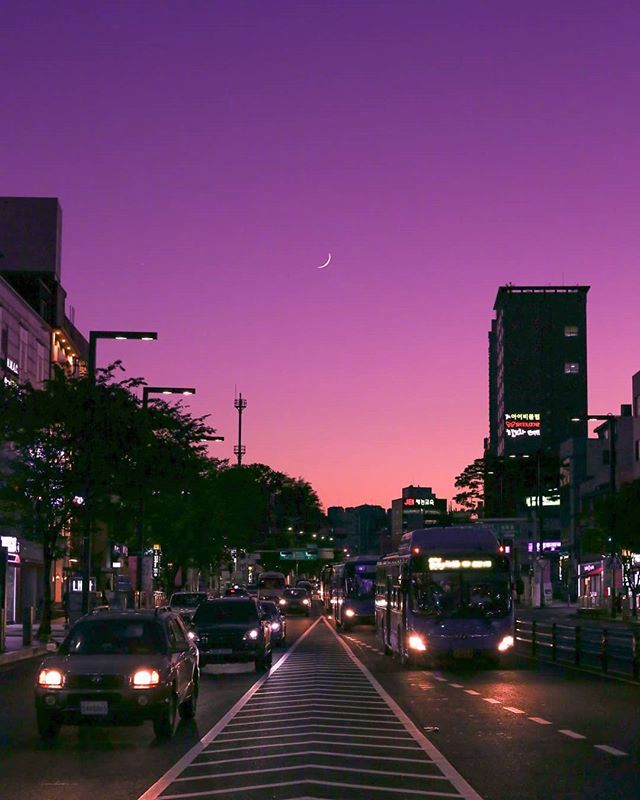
[19,326,29,376]
[36,342,48,385]
[564,325,579,337]
[636,440,640,462]
[564,362,579,374]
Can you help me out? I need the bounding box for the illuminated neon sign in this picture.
[404,497,435,507]
[505,412,541,438]
[428,557,493,571]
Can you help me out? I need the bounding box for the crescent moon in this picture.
[317,253,331,269]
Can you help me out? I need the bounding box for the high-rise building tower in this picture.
[488,285,589,457]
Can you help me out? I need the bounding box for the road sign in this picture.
[279,550,318,561]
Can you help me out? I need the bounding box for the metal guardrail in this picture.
[515,618,640,681]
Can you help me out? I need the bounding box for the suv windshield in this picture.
[258,577,285,591]
[170,593,206,608]
[194,601,258,625]
[259,602,279,618]
[61,619,167,655]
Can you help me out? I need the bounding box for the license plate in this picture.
[453,648,474,659]
[210,648,232,655]
[80,700,108,715]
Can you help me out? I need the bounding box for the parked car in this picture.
[192,598,272,671]
[259,600,287,647]
[280,587,312,616]
[169,591,210,622]
[34,608,199,741]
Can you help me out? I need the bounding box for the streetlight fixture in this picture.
[81,330,158,614]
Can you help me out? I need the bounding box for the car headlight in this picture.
[244,628,259,640]
[132,669,160,688]
[345,608,355,618]
[279,599,287,606]
[187,630,196,641]
[270,622,281,631]
[303,599,311,606]
[408,634,427,652]
[38,668,65,688]
[498,635,515,652]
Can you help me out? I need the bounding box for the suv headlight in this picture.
[244,629,259,640]
[132,669,160,688]
[38,668,65,688]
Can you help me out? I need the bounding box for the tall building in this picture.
[489,285,589,457]
[390,486,447,550]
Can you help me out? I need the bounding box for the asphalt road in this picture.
[1,604,638,800]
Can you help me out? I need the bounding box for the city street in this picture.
[1,604,638,800]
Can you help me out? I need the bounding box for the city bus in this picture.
[331,556,378,630]
[257,571,287,603]
[375,526,514,666]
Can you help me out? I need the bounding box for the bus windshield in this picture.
[410,563,511,619]
[258,576,286,591]
[345,564,376,599]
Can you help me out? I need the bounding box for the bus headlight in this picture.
[345,608,355,618]
[498,635,515,652]
[408,634,427,652]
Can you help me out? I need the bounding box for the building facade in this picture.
[390,486,447,550]
[0,197,88,623]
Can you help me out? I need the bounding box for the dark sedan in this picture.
[280,587,312,616]
[259,600,287,647]
[192,598,272,671]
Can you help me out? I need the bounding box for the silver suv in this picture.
[34,608,199,740]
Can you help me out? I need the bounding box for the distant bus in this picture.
[257,571,287,603]
[376,526,514,666]
[331,556,378,630]
[319,564,334,613]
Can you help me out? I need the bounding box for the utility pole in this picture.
[234,392,247,466]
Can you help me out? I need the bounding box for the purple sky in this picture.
[2,1,639,510]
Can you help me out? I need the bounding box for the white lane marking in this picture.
[174,763,448,782]
[187,750,437,767]
[246,697,387,709]
[332,618,484,800]
[503,707,526,715]
[464,690,481,696]
[233,709,395,721]
[215,730,415,743]
[136,617,324,800]
[449,683,464,688]
[203,739,424,755]
[528,717,552,725]
[559,729,586,740]
[160,780,462,799]
[225,721,405,733]
[594,745,628,756]
[483,698,501,704]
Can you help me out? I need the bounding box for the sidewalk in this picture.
[516,602,640,630]
[0,618,67,667]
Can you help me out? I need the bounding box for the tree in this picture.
[453,458,485,513]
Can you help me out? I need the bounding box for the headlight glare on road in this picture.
[408,634,427,652]
[270,622,281,631]
[132,669,160,688]
[38,668,64,688]
[345,608,355,618]
[498,635,515,652]
[245,628,259,640]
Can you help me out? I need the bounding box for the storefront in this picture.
[578,558,623,609]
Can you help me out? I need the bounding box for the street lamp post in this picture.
[81,330,158,614]
[135,386,196,607]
